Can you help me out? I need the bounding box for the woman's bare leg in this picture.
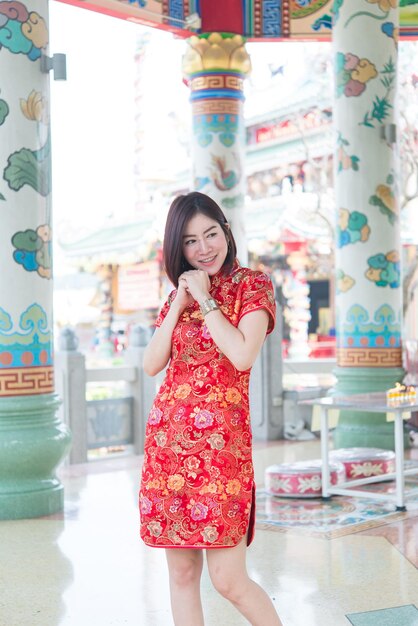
[206,539,283,626]
[165,548,205,626]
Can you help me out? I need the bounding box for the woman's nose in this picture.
[198,238,210,253]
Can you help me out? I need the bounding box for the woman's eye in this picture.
[208,232,217,238]
[185,239,196,246]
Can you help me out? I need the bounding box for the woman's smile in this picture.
[182,213,228,275]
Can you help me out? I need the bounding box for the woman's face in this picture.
[182,212,229,276]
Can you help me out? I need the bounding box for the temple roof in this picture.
[60,218,158,260]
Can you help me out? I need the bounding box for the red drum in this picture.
[265,460,346,498]
[330,448,395,480]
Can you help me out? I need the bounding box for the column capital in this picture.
[182,33,251,82]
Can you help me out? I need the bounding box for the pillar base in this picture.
[331,366,407,450]
[0,483,64,521]
[0,393,72,520]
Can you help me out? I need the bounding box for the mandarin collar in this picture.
[210,259,241,289]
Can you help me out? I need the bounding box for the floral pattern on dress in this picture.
[139,262,276,548]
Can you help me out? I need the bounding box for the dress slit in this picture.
[246,482,256,546]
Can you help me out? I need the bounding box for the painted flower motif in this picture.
[337,208,370,248]
[344,53,359,71]
[366,250,400,288]
[193,408,214,429]
[351,59,378,84]
[174,383,192,400]
[367,0,396,11]
[20,90,49,123]
[147,521,163,537]
[37,225,51,242]
[207,433,225,450]
[148,407,163,425]
[167,474,185,491]
[369,182,398,225]
[201,525,219,544]
[375,184,396,213]
[190,501,209,521]
[21,12,49,49]
[344,79,365,97]
[225,387,242,404]
[336,269,355,294]
[386,250,399,263]
[154,431,167,447]
[336,52,377,98]
[338,208,349,230]
[382,21,398,44]
[226,479,241,495]
[139,495,153,515]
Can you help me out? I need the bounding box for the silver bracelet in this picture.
[200,297,219,317]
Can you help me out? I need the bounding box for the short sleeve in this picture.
[238,272,276,335]
[154,289,176,328]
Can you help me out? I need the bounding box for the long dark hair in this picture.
[163,192,237,287]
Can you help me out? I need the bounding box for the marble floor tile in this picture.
[346,604,418,626]
[0,439,417,626]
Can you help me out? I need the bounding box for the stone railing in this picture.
[55,325,162,464]
[54,314,284,464]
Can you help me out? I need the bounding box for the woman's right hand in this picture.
[173,276,194,311]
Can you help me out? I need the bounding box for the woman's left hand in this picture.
[179,270,211,302]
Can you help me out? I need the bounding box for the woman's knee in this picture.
[167,552,203,588]
[209,566,247,603]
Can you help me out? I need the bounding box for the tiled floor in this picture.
[1,439,418,626]
[346,605,418,626]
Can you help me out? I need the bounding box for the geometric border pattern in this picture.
[192,99,241,116]
[0,366,54,397]
[337,348,402,368]
[190,74,244,94]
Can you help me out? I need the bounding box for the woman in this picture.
[139,192,283,626]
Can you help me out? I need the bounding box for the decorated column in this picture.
[0,0,71,519]
[182,33,251,262]
[333,0,403,448]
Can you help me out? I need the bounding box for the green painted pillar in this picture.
[332,1,404,449]
[0,0,71,519]
[182,32,251,263]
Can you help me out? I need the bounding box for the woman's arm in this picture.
[203,307,269,371]
[181,269,271,371]
[143,283,193,376]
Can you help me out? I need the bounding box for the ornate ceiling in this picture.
[55,0,418,41]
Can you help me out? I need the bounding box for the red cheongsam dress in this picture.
[139,262,276,548]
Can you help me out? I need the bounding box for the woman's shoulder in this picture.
[234,266,273,286]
